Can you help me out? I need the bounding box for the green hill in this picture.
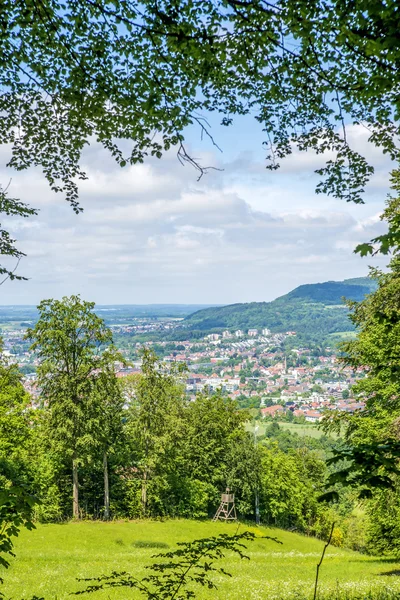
[184,277,377,343]
[284,278,376,304]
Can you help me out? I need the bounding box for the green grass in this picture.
[3,520,400,600]
[275,422,326,438]
[251,421,330,439]
[329,331,357,341]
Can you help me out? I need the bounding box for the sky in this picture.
[0,116,393,306]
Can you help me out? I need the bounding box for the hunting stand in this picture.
[213,487,237,521]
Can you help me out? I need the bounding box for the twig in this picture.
[313,522,335,600]
[0,257,22,286]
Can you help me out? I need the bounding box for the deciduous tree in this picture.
[123,349,186,516]
[26,296,116,519]
[90,363,125,520]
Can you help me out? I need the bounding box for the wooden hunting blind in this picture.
[213,487,237,521]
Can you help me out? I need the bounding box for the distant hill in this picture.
[184,277,377,342]
[283,278,376,304]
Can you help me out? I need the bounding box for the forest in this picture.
[182,278,377,342]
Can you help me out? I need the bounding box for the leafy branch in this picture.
[319,440,400,503]
[0,183,37,283]
[0,487,39,588]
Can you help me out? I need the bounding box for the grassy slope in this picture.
[4,520,400,600]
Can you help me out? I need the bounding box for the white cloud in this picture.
[0,127,392,305]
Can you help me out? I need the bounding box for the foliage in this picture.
[319,188,400,552]
[356,170,400,257]
[0,349,31,459]
[120,358,254,520]
[89,364,126,520]
[0,486,37,587]
[1,1,400,208]
[365,485,400,556]
[181,393,248,504]
[0,185,37,282]
[259,443,335,537]
[122,349,187,517]
[0,336,62,527]
[320,440,400,503]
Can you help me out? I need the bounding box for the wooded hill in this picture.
[183,278,377,343]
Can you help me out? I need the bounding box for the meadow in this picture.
[250,421,328,439]
[328,331,358,341]
[4,520,400,600]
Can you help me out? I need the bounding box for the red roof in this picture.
[261,405,285,415]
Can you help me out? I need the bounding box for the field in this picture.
[4,520,400,600]
[329,331,357,341]
[249,421,329,439]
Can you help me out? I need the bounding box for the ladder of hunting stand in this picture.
[213,487,237,521]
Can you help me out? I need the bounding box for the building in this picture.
[303,410,322,423]
[261,405,285,418]
[248,329,258,337]
[206,333,220,342]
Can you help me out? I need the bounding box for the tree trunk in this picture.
[141,469,147,516]
[72,458,79,519]
[103,451,110,520]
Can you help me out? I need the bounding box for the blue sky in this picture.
[0,115,391,305]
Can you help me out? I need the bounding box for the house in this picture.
[303,410,322,423]
[293,409,305,418]
[261,405,285,418]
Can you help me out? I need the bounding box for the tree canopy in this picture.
[2,0,399,204]
[1,1,399,279]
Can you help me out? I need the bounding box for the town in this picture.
[1,317,364,423]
